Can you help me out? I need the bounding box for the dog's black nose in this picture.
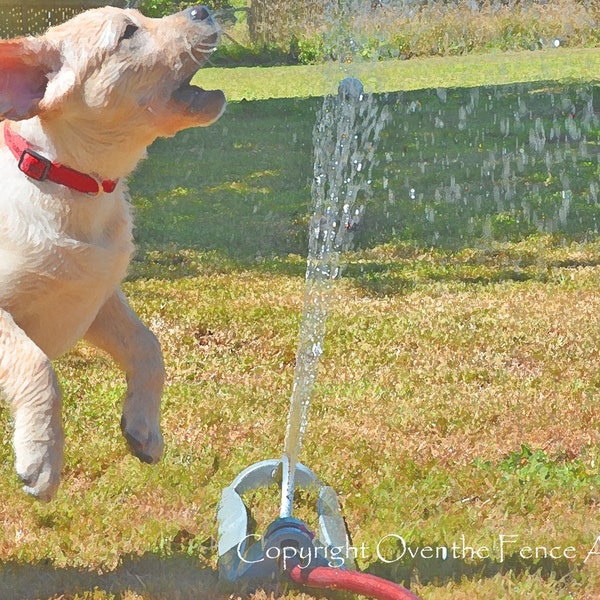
[188,5,211,21]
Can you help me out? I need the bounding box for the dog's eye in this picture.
[119,22,139,42]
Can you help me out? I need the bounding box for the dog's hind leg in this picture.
[84,290,165,464]
[0,309,64,500]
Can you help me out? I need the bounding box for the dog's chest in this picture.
[3,184,133,275]
[0,180,135,357]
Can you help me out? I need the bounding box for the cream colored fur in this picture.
[0,5,225,499]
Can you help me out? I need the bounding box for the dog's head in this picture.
[0,5,226,140]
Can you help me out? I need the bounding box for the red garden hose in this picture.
[288,563,420,600]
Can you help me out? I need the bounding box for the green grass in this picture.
[199,48,600,100]
[2,51,600,599]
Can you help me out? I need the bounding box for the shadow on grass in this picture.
[127,240,600,299]
[0,547,575,599]
[0,553,363,600]
[0,554,215,600]
[368,549,573,589]
[129,81,600,286]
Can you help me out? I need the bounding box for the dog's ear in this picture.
[0,38,61,121]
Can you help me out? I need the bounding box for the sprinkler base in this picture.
[217,458,354,582]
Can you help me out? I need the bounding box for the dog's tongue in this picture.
[171,79,225,115]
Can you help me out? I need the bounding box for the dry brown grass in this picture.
[3,242,600,598]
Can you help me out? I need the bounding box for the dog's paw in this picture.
[120,415,164,464]
[14,440,62,501]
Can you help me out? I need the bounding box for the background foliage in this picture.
[187,0,600,66]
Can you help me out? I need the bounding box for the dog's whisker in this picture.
[197,42,220,52]
[221,31,244,47]
[188,45,218,67]
[189,49,206,67]
[188,50,205,67]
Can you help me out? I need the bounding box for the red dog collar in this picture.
[3,124,118,195]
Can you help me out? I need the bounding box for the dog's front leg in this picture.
[0,309,64,500]
[85,290,165,464]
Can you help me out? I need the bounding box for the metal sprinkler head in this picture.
[338,77,364,102]
[217,458,355,582]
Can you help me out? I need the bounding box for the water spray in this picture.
[216,79,419,600]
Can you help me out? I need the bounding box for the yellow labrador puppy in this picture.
[0,5,226,499]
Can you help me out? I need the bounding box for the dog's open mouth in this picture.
[170,74,225,122]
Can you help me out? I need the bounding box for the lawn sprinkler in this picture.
[216,454,420,600]
[216,77,420,600]
[217,456,355,581]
